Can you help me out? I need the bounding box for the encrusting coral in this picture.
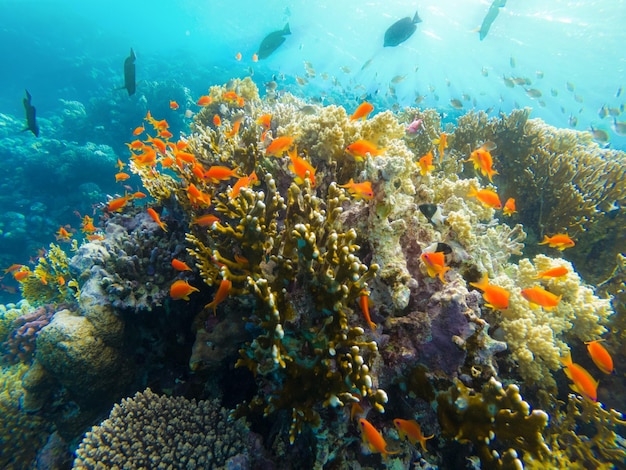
[73,388,250,469]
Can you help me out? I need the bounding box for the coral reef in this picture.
[73,388,250,469]
[2,304,56,363]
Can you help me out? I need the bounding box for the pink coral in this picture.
[3,305,55,363]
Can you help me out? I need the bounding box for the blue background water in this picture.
[0,0,625,299]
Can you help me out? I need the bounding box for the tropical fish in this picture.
[420,251,450,283]
[432,132,448,162]
[171,259,192,272]
[539,234,575,251]
[257,23,291,59]
[503,197,516,216]
[187,184,211,206]
[613,118,626,136]
[339,178,374,200]
[393,419,433,452]
[589,126,610,143]
[235,52,242,61]
[252,53,258,62]
[192,214,219,227]
[225,119,241,138]
[288,147,316,187]
[132,126,145,136]
[359,419,399,459]
[115,172,131,182]
[450,99,464,110]
[197,95,212,106]
[230,171,258,199]
[467,142,498,182]
[265,136,294,156]
[478,0,507,40]
[521,286,562,310]
[585,340,614,375]
[22,89,39,137]
[468,187,502,209]
[384,11,421,47]
[406,118,424,134]
[469,273,510,310]
[418,151,435,176]
[170,280,199,301]
[534,266,568,279]
[205,279,232,315]
[147,208,167,232]
[169,100,179,110]
[204,165,239,183]
[561,352,598,401]
[345,139,385,161]
[56,226,73,242]
[106,195,133,212]
[358,291,376,330]
[122,48,136,96]
[350,102,374,121]
[418,204,446,226]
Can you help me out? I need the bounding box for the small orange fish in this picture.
[86,233,105,241]
[204,165,239,183]
[256,113,271,130]
[126,139,144,150]
[187,184,211,206]
[503,197,516,216]
[169,100,179,110]
[223,91,239,101]
[468,187,502,209]
[358,291,376,330]
[420,251,450,283]
[205,279,232,315]
[192,214,219,227]
[116,159,126,171]
[197,95,212,106]
[151,119,170,131]
[147,208,167,232]
[433,132,448,162]
[418,151,435,176]
[469,273,510,310]
[265,136,294,157]
[534,266,569,279]
[252,53,258,62]
[225,119,241,138]
[132,191,147,199]
[81,215,97,233]
[235,52,242,61]
[115,172,131,182]
[561,352,598,401]
[521,286,562,310]
[13,269,32,282]
[288,147,316,187]
[393,419,434,452]
[466,142,498,182]
[170,280,199,301]
[339,178,374,200]
[133,126,145,136]
[171,259,192,272]
[585,340,614,375]
[359,419,399,460]
[345,139,385,161]
[230,171,258,199]
[539,234,575,251]
[350,101,374,121]
[213,114,222,126]
[159,129,173,139]
[3,264,23,274]
[106,195,133,212]
[56,226,73,241]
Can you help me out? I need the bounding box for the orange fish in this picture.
[126,139,144,150]
[469,273,510,310]
[187,184,211,206]
[81,215,97,233]
[339,178,374,200]
[146,135,168,155]
[358,291,376,330]
[393,419,434,452]
[169,100,179,110]
[147,208,167,232]
[256,113,271,130]
[106,195,133,212]
[539,234,575,251]
[223,91,239,101]
[585,340,614,375]
[171,259,192,272]
[213,114,222,126]
[132,191,147,199]
[420,251,450,283]
[466,142,498,182]
[159,129,173,139]
[359,419,399,460]
[468,187,502,209]
[170,280,199,301]
[561,352,598,401]
[433,132,448,162]
[252,53,258,62]
[418,151,435,176]
[116,159,126,171]
[503,197,517,216]
[133,126,145,136]
[55,226,73,241]
[521,286,562,310]
[265,136,294,157]
[225,119,241,138]
[86,233,105,241]
[205,279,232,315]
[197,95,212,106]
[3,264,23,274]
[192,214,219,227]
[115,172,131,182]
[13,269,32,282]
[346,139,385,161]
[235,52,242,61]
[204,165,239,183]
[230,171,258,199]
[350,101,374,121]
[534,266,569,279]
[288,147,316,187]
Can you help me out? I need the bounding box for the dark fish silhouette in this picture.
[257,24,290,59]
[122,48,136,95]
[478,0,507,40]
[383,11,421,47]
[22,89,39,137]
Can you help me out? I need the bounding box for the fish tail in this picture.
[283,23,291,35]
[538,235,550,245]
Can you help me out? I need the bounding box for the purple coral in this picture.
[3,305,55,363]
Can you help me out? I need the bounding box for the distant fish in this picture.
[384,11,421,47]
[477,0,507,41]
[22,89,39,137]
[257,23,290,60]
[122,48,136,96]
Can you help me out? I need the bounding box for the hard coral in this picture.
[73,388,250,469]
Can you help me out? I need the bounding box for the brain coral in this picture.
[73,388,250,469]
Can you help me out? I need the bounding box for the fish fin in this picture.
[412,10,422,24]
[283,23,291,35]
